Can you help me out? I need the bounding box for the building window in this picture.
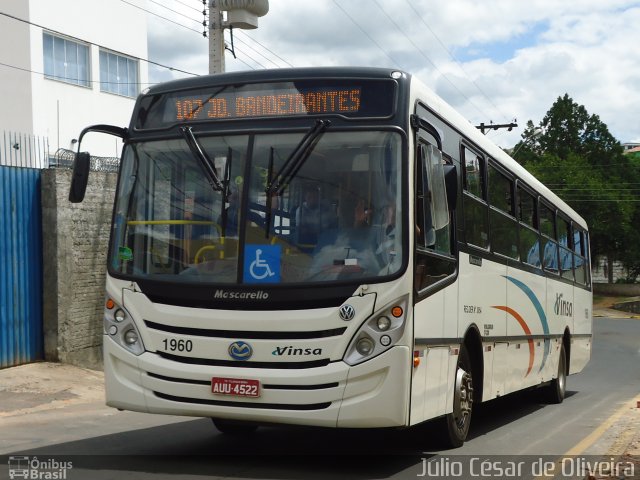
[99,50,139,98]
[43,33,90,87]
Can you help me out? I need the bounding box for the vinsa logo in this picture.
[554,293,573,317]
[272,346,323,356]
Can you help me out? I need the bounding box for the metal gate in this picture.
[0,132,45,368]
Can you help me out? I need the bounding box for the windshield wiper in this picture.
[180,126,224,192]
[265,119,331,196]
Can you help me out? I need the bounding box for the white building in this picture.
[0,0,148,164]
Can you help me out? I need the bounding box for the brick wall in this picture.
[42,168,117,369]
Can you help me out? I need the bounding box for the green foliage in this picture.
[514,94,640,281]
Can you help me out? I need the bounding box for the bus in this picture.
[69,67,592,447]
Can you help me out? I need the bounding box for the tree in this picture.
[514,94,640,283]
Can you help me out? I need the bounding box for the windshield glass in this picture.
[110,130,404,285]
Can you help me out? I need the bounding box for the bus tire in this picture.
[211,418,258,434]
[544,343,567,404]
[444,346,474,448]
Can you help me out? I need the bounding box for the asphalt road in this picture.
[1,317,639,480]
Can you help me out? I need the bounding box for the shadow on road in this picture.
[5,388,574,478]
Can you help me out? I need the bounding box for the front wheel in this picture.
[211,418,258,435]
[443,346,474,448]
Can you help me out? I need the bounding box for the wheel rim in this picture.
[453,365,473,431]
[558,349,566,395]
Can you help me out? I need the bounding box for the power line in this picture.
[230,33,281,68]
[171,0,203,13]
[120,0,202,35]
[147,0,202,25]
[230,44,269,70]
[403,0,510,123]
[0,60,156,86]
[371,0,488,121]
[331,0,403,70]
[235,30,294,68]
[0,10,199,77]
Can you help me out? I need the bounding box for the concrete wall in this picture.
[593,283,640,297]
[42,168,117,369]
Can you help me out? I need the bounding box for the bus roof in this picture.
[409,75,588,230]
[142,67,404,95]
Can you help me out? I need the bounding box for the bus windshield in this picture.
[109,129,404,286]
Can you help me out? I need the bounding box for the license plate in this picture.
[211,377,260,397]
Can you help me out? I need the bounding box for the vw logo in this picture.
[228,341,253,361]
[339,304,356,321]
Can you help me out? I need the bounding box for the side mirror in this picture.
[444,164,458,211]
[69,152,91,203]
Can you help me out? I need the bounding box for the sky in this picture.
[142,0,640,148]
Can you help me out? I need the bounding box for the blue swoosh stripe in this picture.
[504,276,550,371]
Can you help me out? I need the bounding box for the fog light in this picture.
[376,316,391,331]
[380,335,392,346]
[355,337,375,356]
[114,309,126,322]
[108,325,118,336]
[124,329,139,345]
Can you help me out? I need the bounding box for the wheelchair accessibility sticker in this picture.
[244,245,281,283]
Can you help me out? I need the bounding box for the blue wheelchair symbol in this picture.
[244,245,281,283]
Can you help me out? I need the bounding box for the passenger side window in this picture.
[488,164,518,259]
[462,146,489,249]
[540,202,559,274]
[463,147,484,198]
[558,217,573,280]
[517,186,540,268]
[573,227,589,285]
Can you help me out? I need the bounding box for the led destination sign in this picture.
[174,88,361,121]
[135,79,396,129]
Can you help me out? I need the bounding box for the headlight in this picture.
[376,316,391,331]
[356,336,375,356]
[343,296,408,366]
[104,297,145,355]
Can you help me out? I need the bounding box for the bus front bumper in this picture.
[104,337,411,428]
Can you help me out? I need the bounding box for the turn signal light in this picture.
[413,350,421,368]
[391,306,403,318]
[105,298,115,310]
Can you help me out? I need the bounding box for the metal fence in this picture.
[1,131,50,169]
[50,148,120,172]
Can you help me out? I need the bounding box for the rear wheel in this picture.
[211,418,258,434]
[544,343,567,404]
[443,346,474,448]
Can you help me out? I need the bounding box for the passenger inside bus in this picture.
[294,184,338,250]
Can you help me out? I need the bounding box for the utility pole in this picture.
[209,1,225,74]
[207,0,269,75]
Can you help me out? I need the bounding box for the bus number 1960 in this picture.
[161,338,193,353]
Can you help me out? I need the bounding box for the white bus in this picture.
[70,67,592,447]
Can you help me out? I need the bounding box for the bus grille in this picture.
[145,320,346,340]
[157,351,331,369]
[147,372,339,390]
[153,391,332,410]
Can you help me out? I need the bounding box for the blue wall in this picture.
[0,166,43,368]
